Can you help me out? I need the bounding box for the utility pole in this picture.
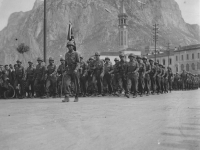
[44,0,47,63]
[167,42,170,67]
[153,24,159,62]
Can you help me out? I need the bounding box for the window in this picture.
[198,53,200,58]
[192,63,195,70]
[176,56,178,61]
[181,64,184,71]
[169,58,172,65]
[186,64,189,71]
[163,59,165,65]
[182,55,184,61]
[175,64,178,72]
[187,54,189,60]
[120,31,123,46]
[124,31,126,45]
[192,53,194,59]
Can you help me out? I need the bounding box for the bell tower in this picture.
[118,0,128,50]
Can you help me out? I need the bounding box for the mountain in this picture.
[0,0,199,65]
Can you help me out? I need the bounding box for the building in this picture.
[174,44,200,74]
[147,49,176,73]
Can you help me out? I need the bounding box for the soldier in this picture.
[180,70,187,90]
[79,55,88,97]
[112,58,120,96]
[57,58,66,97]
[126,53,139,98]
[149,59,157,95]
[25,61,35,98]
[33,57,46,98]
[103,57,113,95]
[137,56,146,97]
[143,56,151,96]
[87,57,96,96]
[163,66,168,93]
[92,52,105,97]
[45,57,57,98]
[159,64,165,94]
[9,64,15,86]
[167,67,173,92]
[155,62,161,94]
[62,41,80,102]
[14,60,25,99]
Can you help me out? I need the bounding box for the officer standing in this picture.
[180,70,187,90]
[45,57,57,98]
[25,61,35,98]
[137,56,146,97]
[57,58,66,97]
[149,59,157,95]
[112,58,120,96]
[14,60,25,99]
[33,57,46,98]
[62,41,80,102]
[92,52,104,97]
[143,56,151,96]
[126,53,139,98]
[79,55,88,97]
[104,57,113,95]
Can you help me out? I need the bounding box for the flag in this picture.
[67,22,76,51]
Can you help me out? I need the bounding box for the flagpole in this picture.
[44,0,47,63]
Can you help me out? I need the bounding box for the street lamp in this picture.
[44,0,47,63]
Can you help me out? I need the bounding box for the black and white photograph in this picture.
[0,0,200,149]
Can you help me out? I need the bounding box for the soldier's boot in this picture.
[62,95,69,102]
[74,95,79,102]
[133,93,137,98]
[125,93,130,98]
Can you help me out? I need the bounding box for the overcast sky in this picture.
[0,0,199,31]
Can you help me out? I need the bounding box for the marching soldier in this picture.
[126,53,139,98]
[143,56,151,96]
[57,58,66,97]
[180,70,187,90]
[112,58,120,96]
[25,61,35,98]
[137,56,146,97]
[79,55,88,97]
[159,64,165,94]
[92,52,105,97]
[167,67,173,92]
[163,66,168,93]
[149,59,157,95]
[14,60,25,99]
[87,57,96,96]
[45,57,57,98]
[115,53,128,97]
[62,41,80,102]
[33,57,46,98]
[103,57,113,95]
[155,62,161,94]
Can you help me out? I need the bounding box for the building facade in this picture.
[174,44,200,74]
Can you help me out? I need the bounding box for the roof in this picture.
[100,51,119,56]
[175,44,200,52]
[118,0,128,17]
[147,51,175,59]
[121,48,140,52]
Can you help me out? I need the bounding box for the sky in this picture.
[0,0,199,31]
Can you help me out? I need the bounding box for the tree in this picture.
[16,43,30,54]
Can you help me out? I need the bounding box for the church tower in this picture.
[118,0,128,50]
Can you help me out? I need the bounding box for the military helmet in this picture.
[119,53,125,57]
[142,56,147,60]
[89,57,94,60]
[149,58,154,62]
[95,52,100,56]
[16,60,22,63]
[49,57,54,61]
[136,56,141,59]
[37,57,43,61]
[128,53,135,58]
[114,58,119,61]
[105,57,110,60]
[60,58,65,61]
[80,55,83,59]
[28,61,33,64]
[66,41,75,47]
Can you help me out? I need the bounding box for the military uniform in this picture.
[14,60,25,98]
[156,63,162,94]
[62,41,80,102]
[126,54,139,98]
[79,56,88,96]
[149,59,157,94]
[137,56,146,96]
[34,57,46,97]
[45,57,57,97]
[167,67,173,92]
[87,57,96,96]
[180,71,187,90]
[143,57,151,95]
[92,52,104,96]
[57,58,66,96]
[103,57,113,94]
[25,61,35,97]
[112,58,120,95]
